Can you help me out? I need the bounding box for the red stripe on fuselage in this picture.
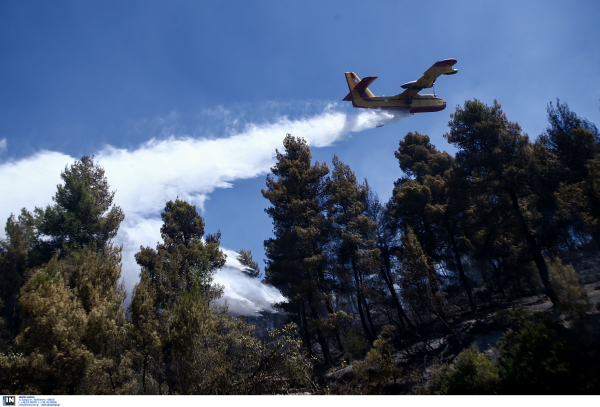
[354,91,446,113]
[410,104,446,113]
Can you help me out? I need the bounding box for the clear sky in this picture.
[1,0,599,314]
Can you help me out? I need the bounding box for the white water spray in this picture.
[0,105,410,315]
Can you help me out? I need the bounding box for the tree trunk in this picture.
[427,272,447,321]
[509,191,559,306]
[363,296,377,338]
[488,259,507,299]
[351,259,375,343]
[318,268,344,353]
[307,290,332,363]
[408,301,424,325]
[142,353,147,393]
[446,221,476,311]
[379,258,413,329]
[423,224,448,320]
[301,302,313,357]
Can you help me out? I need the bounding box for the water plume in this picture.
[0,104,411,315]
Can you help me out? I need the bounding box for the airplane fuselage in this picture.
[350,91,446,113]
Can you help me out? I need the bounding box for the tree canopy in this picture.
[2,99,600,395]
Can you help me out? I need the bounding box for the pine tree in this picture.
[34,156,124,258]
[541,100,600,245]
[237,249,260,278]
[15,257,93,394]
[0,157,131,394]
[262,134,333,362]
[134,198,226,312]
[400,228,461,344]
[128,268,162,394]
[446,99,560,306]
[0,209,35,344]
[325,156,379,343]
[132,198,228,391]
[66,246,131,394]
[9,245,131,394]
[392,132,475,312]
[363,187,414,330]
[539,100,599,184]
[131,197,317,394]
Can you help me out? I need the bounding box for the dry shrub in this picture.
[549,257,590,319]
[353,325,400,384]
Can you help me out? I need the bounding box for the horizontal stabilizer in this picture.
[343,72,376,101]
[355,76,378,91]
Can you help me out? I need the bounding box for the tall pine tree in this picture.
[34,156,124,258]
[325,156,379,343]
[446,99,560,306]
[262,134,333,362]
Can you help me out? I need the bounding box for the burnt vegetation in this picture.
[1,99,600,394]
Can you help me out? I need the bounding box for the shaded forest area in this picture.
[1,99,600,394]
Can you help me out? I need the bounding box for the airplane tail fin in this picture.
[343,72,359,101]
[345,72,360,90]
[343,72,376,101]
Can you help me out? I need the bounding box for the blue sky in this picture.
[1,0,599,313]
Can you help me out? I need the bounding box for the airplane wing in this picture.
[400,58,458,97]
[354,76,378,92]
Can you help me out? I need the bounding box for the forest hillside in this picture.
[1,99,599,394]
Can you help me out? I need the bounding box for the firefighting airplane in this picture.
[342,59,458,120]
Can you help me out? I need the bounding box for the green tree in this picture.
[132,198,318,394]
[539,100,599,184]
[445,100,560,306]
[262,134,333,363]
[68,246,131,394]
[5,246,131,394]
[134,198,226,312]
[128,269,162,394]
[169,291,317,394]
[237,249,260,278]
[34,156,124,257]
[325,156,379,343]
[14,257,93,394]
[0,209,36,344]
[399,228,461,344]
[363,190,414,331]
[0,156,130,394]
[167,285,231,394]
[541,100,600,245]
[394,131,454,185]
[548,257,591,321]
[393,132,476,311]
[132,198,228,391]
[353,325,401,385]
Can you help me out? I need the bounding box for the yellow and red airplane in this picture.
[343,58,457,114]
